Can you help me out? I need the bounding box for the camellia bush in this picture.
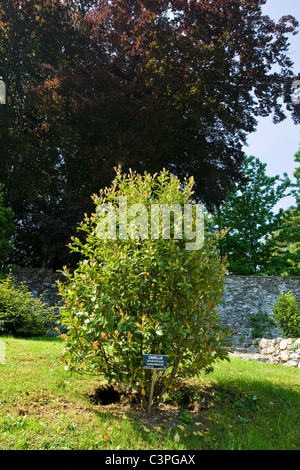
[58,169,232,412]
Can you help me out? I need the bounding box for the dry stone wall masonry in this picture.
[218,275,300,347]
[10,268,300,367]
[11,266,66,307]
[257,337,300,368]
[231,337,300,368]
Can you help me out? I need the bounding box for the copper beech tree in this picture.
[0,0,298,268]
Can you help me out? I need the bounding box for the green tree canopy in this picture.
[264,149,300,276]
[293,149,300,204]
[212,155,291,274]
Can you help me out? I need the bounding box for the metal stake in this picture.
[147,369,157,417]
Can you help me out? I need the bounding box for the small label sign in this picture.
[143,354,168,370]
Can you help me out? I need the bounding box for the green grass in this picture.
[0,336,299,450]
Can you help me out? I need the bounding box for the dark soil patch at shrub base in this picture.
[86,381,215,432]
[88,384,139,406]
[89,385,122,405]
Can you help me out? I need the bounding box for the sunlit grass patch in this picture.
[0,337,299,450]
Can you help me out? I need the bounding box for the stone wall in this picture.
[11,266,66,307]
[9,268,300,345]
[219,275,300,346]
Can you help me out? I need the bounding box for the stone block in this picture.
[285,360,298,367]
[279,350,290,362]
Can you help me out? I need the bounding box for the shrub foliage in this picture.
[272,292,300,338]
[0,275,53,337]
[58,169,232,411]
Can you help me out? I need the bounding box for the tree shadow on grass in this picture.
[168,376,300,450]
[87,374,300,450]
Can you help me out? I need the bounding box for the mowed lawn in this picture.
[0,336,299,450]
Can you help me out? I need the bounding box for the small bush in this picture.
[272,292,300,338]
[0,275,53,337]
[248,311,275,338]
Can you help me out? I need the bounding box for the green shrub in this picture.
[248,311,275,339]
[58,169,232,413]
[272,291,300,338]
[0,275,53,337]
